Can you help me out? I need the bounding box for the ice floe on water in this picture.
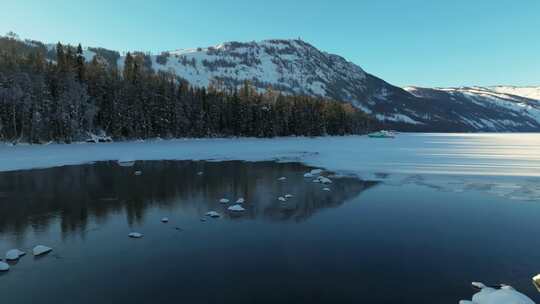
[5,249,25,261]
[228,204,246,212]
[134,170,142,176]
[284,194,293,198]
[277,176,287,181]
[309,169,323,175]
[388,174,540,202]
[278,196,287,202]
[0,134,539,200]
[161,217,169,223]
[0,261,9,271]
[128,232,143,238]
[459,282,534,304]
[322,187,331,191]
[236,198,245,204]
[312,176,332,184]
[219,198,230,204]
[206,211,221,218]
[32,245,52,256]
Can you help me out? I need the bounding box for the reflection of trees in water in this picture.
[0,161,378,238]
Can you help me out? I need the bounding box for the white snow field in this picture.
[1,133,539,200]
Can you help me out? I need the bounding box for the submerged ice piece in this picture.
[32,245,53,256]
[219,198,230,204]
[5,249,26,261]
[206,211,221,218]
[304,169,323,178]
[128,232,144,238]
[313,176,332,184]
[0,261,9,272]
[310,169,323,175]
[459,282,534,304]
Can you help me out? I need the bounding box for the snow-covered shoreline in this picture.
[1,133,538,176]
[4,133,539,201]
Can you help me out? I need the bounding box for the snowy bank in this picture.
[1,134,539,200]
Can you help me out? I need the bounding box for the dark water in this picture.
[0,161,539,303]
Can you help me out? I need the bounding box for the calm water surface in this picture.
[0,160,539,303]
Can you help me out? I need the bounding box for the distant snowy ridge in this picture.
[404,86,540,131]
[490,86,540,101]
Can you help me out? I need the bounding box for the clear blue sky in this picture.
[2,0,539,87]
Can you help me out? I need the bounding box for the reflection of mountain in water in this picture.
[0,161,378,238]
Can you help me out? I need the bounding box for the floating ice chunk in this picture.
[315,176,332,184]
[0,261,9,272]
[278,177,287,181]
[284,194,293,198]
[219,198,230,204]
[197,171,204,176]
[304,173,314,178]
[310,169,323,175]
[128,232,143,238]
[117,159,135,167]
[533,274,540,292]
[322,187,331,191]
[472,282,486,289]
[32,245,53,256]
[5,249,25,261]
[228,204,246,212]
[236,198,245,204]
[206,211,221,218]
[278,196,287,202]
[459,282,534,304]
[161,217,169,223]
[134,171,142,176]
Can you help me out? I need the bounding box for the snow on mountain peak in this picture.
[117,38,368,100]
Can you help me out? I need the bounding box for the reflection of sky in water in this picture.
[388,134,540,177]
[354,133,540,202]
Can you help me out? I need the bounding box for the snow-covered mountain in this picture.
[490,86,540,101]
[404,86,540,131]
[14,35,540,132]
[116,39,540,132]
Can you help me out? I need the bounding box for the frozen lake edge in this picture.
[1,133,539,201]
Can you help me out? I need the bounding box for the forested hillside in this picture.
[0,35,374,143]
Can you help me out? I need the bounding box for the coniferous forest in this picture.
[0,35,375,143]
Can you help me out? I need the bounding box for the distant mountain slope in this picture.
[489,86,540,101]
[404,86,540,131]
[4,34,540,132]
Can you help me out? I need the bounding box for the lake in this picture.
[0,134,540,303]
